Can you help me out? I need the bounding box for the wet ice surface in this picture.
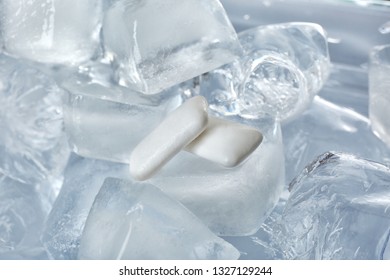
[78,177,240,260]
[283,95,390,184]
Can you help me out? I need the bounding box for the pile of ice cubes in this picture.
[0,0,389,260]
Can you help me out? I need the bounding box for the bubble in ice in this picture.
[200,22,330,122]
[0,54,70,185]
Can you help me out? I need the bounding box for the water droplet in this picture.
[379,21,390,34]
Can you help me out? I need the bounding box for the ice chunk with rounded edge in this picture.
[103,0,242,94]
[201,22,330,122]
[0,0,103,64]
[78,177,240,260]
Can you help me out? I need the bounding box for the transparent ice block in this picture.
[279,152,390,259]
[200,22,330,122]
[0,173,49,259]
[41,154,130,259]
[103,0,242,94]
[78,177,240,260]
[0,53,70,185]
[63,81,183,163]
[369,44,390,147]
[0,0,103,65]
[149,114,285,236]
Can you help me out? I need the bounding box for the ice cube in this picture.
[149,114,285,236]
[369,44,390,147]
[63,80,183,163]
[0,0,103,64]
[41,154,130,259]
[201,22,330,122]
[78,177,240,260]
[103,0,242,94]
[283,96,390,183]
[0,173,49,259]
[0,54,70,185]
[278,152,390,259]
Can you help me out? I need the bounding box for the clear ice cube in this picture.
[0,0,103,64]
[279,152,390,259]
[369,44,390,147]
[78,177,240,260]
[201,22,330,122]
[41,154,130,259]
[0,54,70,185]
[149,114,285,236]
[103,0,242,94]
[283,96,390,183]
[0,173,49,259]
[63,80,183,163]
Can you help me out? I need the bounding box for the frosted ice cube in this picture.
[201,22,330,122]
[149,114,285,236]
[0,0,103,64]
[283,96,390,183]
[78,177,240,260]
[0,54,70,185]
[0,173,48,259]
[280,152,390,259]
[42,154,130,260]
[103,0,242,94]
[369,44,390,147]
[63,80,183,163]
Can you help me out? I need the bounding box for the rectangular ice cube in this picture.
[41,154,130,259]
[78,177,240,260]
[103,0,242,94]
[63,81,182,163]
[0,0,103,64]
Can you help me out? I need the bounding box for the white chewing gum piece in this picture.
[185,117,263,167]
[130,96,208,181]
